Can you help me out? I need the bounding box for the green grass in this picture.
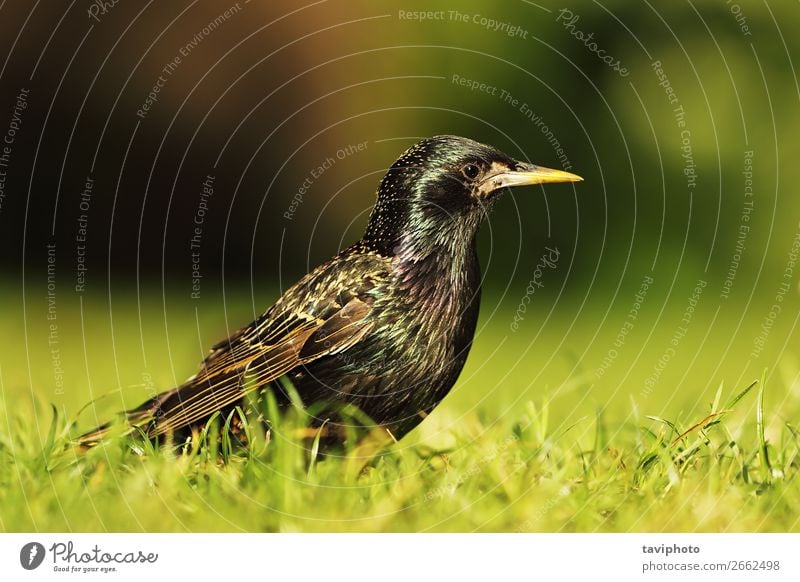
[1,288,798,532]
[2,368,798,532]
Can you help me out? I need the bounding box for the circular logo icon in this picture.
[19,542,46,570]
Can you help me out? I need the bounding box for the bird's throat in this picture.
[392,228,481,313]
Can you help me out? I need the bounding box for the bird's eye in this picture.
[461,163,480,180]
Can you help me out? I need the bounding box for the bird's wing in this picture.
[147,295,374,437]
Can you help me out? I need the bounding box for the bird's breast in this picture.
[380,248,482,381]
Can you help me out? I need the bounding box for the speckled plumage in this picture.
[78,135,581,449]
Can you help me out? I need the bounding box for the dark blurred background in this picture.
[1,0,798,425]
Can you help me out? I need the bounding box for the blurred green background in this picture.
[0,0,798,449]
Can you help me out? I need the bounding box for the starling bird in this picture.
[78,135,581,449]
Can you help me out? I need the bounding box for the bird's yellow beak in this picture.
[478,161,583,196]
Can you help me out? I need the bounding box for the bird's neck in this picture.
[391,225,482,307]
[362,200,486,300]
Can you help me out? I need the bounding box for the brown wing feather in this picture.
[194,310,316,381]
[299,297,374,359]
[147,297,372,437]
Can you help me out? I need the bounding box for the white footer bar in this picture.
[1,533,797,581]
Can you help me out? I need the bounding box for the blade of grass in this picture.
[308,418,329,478]
[222,409,237,463]
[235,406,254,462]
[593,407,606,453]
[711,381,724,412]
[757,369,772,484]
[39,404,58,470]
[725,379,758,409]
[671,411,726,445]
[646,415,680,439]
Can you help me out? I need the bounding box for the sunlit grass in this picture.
[0,370,797,532]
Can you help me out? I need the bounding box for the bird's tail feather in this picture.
[75,386,182,449]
